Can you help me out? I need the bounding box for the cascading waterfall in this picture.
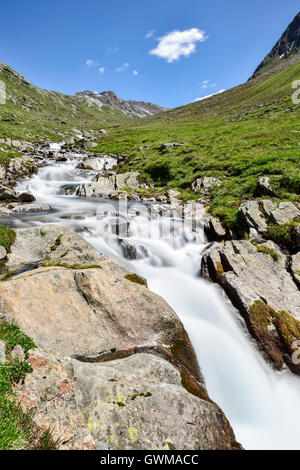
[9,149,300,450]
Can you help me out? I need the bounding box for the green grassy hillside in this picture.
[0,62,130,142]
[92,59,300,227]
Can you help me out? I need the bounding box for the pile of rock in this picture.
[0,225,240,450]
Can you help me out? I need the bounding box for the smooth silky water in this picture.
[5,150,300,450]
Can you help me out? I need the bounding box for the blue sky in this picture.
[1,1,299,108]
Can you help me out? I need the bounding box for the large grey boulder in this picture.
[76,172,141,198]
[76,176,115,197]
[11,202,51,213]
[14,348,96,450]
[0,225,240,449]
[77,157,117,172]
[257,177,276,197]
[203,213,228,241]
[0,186,19,201]
[202,240,300,373]
[71,353,238,450]
[267,201,300,226]
[3,226,200,379]
[239,200,268,234]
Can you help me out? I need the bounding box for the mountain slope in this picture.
[75,90,168,118]
[0,62,131,141]
[252,11,300,78]
[90,57,300,228]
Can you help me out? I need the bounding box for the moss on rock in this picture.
[249,300,300,374]
[124,273,147,287]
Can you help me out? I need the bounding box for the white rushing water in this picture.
[10,151,300,450]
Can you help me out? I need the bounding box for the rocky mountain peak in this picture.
[252,11,300,78]
[74,90,167,118]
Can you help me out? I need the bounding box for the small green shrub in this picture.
[0,226,16,252]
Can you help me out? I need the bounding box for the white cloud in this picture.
[132,70,139,76]
[146,29,155,39]
[98,67,105,74]
[195,89,225,102]
[149,28,207,63]
[201,79,216,89]
[86,59,98,68]
[116,62,129,72]
[107,46,119,53]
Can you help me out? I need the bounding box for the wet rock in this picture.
[0,206,12,216]
[57,184,78,195]
[202,240,300,373]
[71,353,239,450]
[11,203,51,213]
[18,192,35,203]
[0,186,19,201]
[13,349,96,450]
[77,172,142,198]
[151,203,183,219]
[192,177,221,194]
[77,177,115,197]
[183,201,205,219]
[103,216,131,237]
[118,239,149,260]
[77,157,117,172]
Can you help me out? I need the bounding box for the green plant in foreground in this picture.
[0,320,58,450]
[0,226,16,252]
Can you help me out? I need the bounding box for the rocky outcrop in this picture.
[261,200,300,226]
[202,240,300,373]
[192,177,221,194]
[256,177,276,197]
[76,172,142,198]
[75,90,168,118]
[0,155,39,187]
[77,156,117,172]
[252,12,300,78]
[0,225,240,450]
[239,199,300,248]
